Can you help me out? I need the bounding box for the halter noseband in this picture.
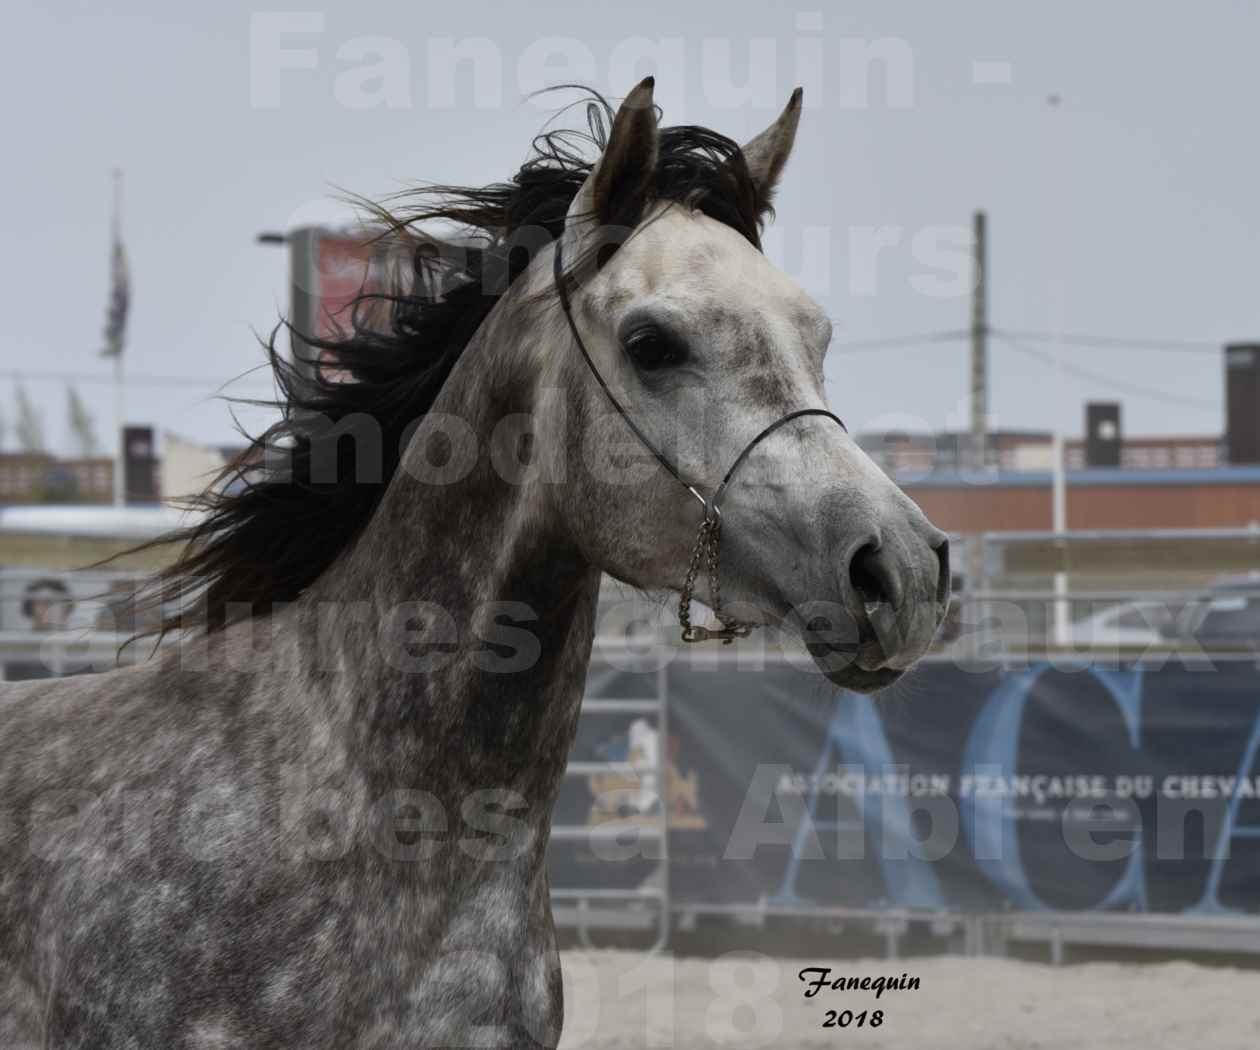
[553,235,846,644]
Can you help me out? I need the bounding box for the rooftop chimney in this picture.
[1085,402,1122,468]
[1226,344,1260,465]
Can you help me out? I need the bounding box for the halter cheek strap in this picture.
[553,236,847,643]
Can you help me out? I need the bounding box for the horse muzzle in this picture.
[796,518,951,690]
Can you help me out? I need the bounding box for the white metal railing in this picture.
[550,640,671,951]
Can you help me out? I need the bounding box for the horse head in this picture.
[545,78,950,692]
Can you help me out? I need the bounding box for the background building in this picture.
[0,452,114,504]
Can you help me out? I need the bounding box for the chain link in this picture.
[678,515,752,644]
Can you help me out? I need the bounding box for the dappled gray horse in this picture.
[0,80,948,1048]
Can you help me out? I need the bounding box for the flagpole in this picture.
[112,168,125,507]
[113,354,124,507]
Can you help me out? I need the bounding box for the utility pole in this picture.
[1046,94,1070,646]
[964,211,989,653]
[970,210,988,471]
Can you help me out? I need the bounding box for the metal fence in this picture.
[945,527,1260,657]
[2,529,1259,961]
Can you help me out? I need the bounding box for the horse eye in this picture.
[623,327,684,371]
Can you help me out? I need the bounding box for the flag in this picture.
[101,232,130,358]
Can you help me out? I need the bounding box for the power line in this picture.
[830,326,1226,356]
[993,327,1221,354]
[830,328,967,352]
[995,332,1219,410]
[1,368,273,390]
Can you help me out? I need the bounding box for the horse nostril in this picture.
[848,542,901,611]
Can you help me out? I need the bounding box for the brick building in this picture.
[855,424,1260,534]
[858,429,1226,477]
[0,453,114,504]
[900,467,1260,533]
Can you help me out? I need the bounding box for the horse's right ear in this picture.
[567,77,659,231]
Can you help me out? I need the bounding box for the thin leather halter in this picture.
[553,233,847,642]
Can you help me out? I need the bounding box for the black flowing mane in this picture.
[139,90,769,637]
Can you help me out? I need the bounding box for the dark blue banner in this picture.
[549,659,1260,915]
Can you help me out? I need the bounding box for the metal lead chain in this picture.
[678,513,753,645]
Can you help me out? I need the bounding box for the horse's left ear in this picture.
[568,77,660,231]
[741,87,804,214]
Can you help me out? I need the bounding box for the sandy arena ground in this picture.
[556,950,1260,1050]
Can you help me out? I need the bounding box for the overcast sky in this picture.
[4,1,1257,455]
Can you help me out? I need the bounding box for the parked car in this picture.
[1176,575,1260,651]
[1067,576,1260,652]
[1067,600,1176,649]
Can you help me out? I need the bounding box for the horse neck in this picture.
[295,298,602,794]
